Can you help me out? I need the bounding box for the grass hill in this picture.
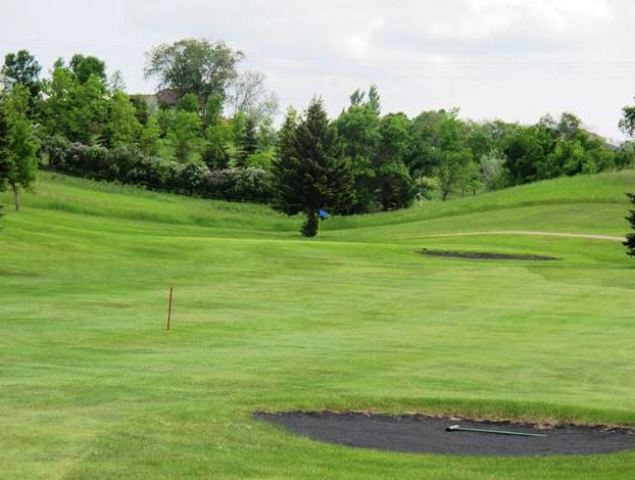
[1,170,635,479]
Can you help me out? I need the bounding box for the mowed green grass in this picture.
[1,170,635,479]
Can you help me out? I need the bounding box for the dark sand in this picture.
[255,412,635,456]
[420,249,559,261]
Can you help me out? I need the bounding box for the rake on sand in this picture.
[446,424,547,438]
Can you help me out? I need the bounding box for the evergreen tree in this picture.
[275,107,298,170]
[625,193,635,258]
[235,116,258,167]
[272,98,353,237]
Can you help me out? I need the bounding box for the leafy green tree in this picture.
[620,99,635,138]
[245,150,274,169]
[546,130,615,177]
[201,93,231,169]
[374,113,417,210]
[501,125,553,184]
[203,120,231,170]
[144,38,243,111]
[202,93,224,128]
[549,138,587,176]
[109,71,126,91]
[129,96,151,125]
[376,113,411,165]
[557,112,582,139]
[106,90,141,147]
[139,115,161,156]
[616,141,635,170]
[41,63,109,143]
[436,150,473,200]
[177,92,200,113]
[375,161,417,210]
[159,94,203,162]
[226,70,279,124]
[2,50,41,99]
[408,109,459,178]
[466,123,495,160]
[170,110,201,162]
[70,54,107,85]
[625,193,635,258]
[272,98,353,237]
[335,86,382,212]
[0,86,39,210]
[457,159,482,196]
[480,150,508,190]
[430,112,475,200]
[0,101,11,187]
[336,86,381,162]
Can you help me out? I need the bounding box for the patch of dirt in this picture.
[255,412,635,456]
[420,249,559,261]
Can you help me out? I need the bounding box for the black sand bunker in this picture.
[420,249,559,261]
[255,412,635,456]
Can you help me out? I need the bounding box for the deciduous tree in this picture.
[625,193,635,258]
[620,99,635,138]
[0,86,39,210]
[226,71,279,123]
[480,150,507,190]
[70,54,107,85]
[144,38,243,112]
[335,86,382,212]
[106,90,141,147]
[2,50,41,99]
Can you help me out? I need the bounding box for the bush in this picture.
[204,167,273,202]
[175,162,208,195]
[42,139,274,203]
[42,135,70,169]
[225,167,273,202]
[375,162,417,210]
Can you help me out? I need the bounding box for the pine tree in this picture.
[235,116,258,168]
[625,193,635,258]
[272,99,353,237]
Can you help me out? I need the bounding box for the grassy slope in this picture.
[1,170,635,479]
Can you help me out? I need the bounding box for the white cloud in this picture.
[0,0,634,138]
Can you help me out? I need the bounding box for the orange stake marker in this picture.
[166,286,173,330]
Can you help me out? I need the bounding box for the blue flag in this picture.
[318,209,330,219]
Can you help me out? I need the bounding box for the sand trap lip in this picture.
[420,249,559,261]
[255,412,635,456]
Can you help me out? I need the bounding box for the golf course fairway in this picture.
[1,170,635,479]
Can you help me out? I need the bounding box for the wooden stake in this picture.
[166,286,173,330]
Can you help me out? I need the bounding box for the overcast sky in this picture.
[2,0,634,140]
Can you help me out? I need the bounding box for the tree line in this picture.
[0,38,634,240]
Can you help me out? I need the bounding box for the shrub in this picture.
[42,139,274,203]
[42,135,70,169]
